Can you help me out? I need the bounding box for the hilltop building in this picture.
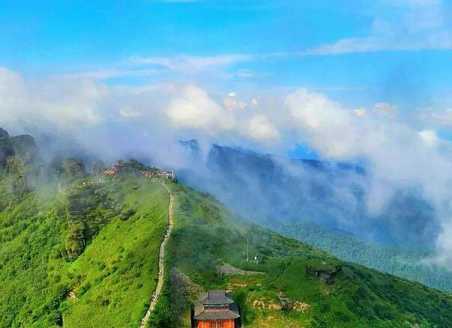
[193,290,240,328]
[102,160,175,181]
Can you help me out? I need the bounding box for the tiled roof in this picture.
[200,290,234,305]
[194,291,241,321]
[194,308,240,320]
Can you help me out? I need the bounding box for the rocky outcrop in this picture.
[10,134,39,163]
[0,128,39,167]
[306,263,342,284]
[63,159,86,179]
[0,129,14,167]
[0,128,9,139]
[278,293,311,313]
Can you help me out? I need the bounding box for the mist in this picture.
[2,67,452,267]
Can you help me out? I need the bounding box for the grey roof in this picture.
[200,290,234,305]
[194,308,240,320]
[194,291,240,321]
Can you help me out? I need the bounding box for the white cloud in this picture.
[374,102,397,115]
[223,96,247,111]
[0,67,281,149]
[4,66,452,267]
[166,85,235,132]
[354,108,367,117]
[56,53,259,83]
[306,35,452,55]
[286,88,359,158]
[419,129,440,147]
[119,106,143,119]
[0,68,107,128]
[60,68,158,80]
[0,68,27,108]
[421,108,452,126]
[129,54,254,74]
[165,85,280,144]
[387,0,441,8]
[306,0,452,54]
[247,114,280,142]
[285,87,452,266]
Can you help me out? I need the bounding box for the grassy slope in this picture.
[62,179,168,328]
[0,176,168,328]
[156,183,452,328]
[2,174,452,328]
[275,221,452,292]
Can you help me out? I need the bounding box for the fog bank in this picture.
[2,67,452,267]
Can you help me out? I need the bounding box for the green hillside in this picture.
[275,221,452,292]
[0,173,169,328]
[1,151,452,327]
[152,184,452,328]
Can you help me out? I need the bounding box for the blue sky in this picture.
[2,0,452,137]
[2,0,452,111]
[0,1,366,67]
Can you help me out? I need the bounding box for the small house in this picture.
[157,169,176,181]
[193,290,240,328]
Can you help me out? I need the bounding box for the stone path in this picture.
[140,183,174,328]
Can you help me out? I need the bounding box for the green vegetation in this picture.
[276,221,452,292]
[1,130,452,327]
[156,184,452,328]
[0,172,169,328]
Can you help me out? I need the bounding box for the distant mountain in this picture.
[179,142,438,248]
[0,128,15,167]
[177,141,451,291]
[0,128,38,166]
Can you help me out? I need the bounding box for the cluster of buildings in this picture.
[102,161,175,181]
[141,169,176,180]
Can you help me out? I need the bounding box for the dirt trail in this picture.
[140,182,174,328]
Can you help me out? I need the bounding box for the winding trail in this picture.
[140,182,174,328]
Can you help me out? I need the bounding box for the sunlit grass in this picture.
[0,177,168,328]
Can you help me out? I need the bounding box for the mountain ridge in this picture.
[177,141,452,292]
[1,129,452,327]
